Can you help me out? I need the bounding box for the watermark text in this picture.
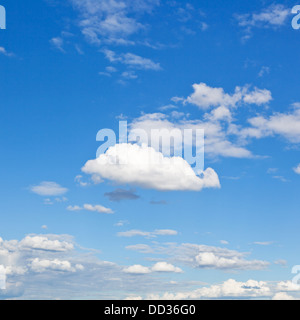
[0,5,6,30]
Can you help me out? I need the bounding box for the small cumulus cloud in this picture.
[67,204,114,214]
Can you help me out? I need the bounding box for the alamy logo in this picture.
[96,121,205,174]
[0,5,6,29]
[292,265,300,285]
[0,265,6,290]
[292,5,300,30]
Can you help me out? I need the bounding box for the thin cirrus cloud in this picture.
[50,37,65,52]
[67,204,114,214]
[82,143,220,192]
[253,242,274,246]
[103,49,161,71]
[30,182,68,197]
[0,47,14,57]
[117,229,178,238]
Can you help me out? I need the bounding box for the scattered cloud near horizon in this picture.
[67,204,114,214]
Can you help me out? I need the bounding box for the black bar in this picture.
[0,300,295,318]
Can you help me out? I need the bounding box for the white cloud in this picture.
[294,164,300,175]
[83,204,114,214]
[30,182,68,196]
[220,240,229,245]
[258,66,270,78]
[0,233,299,300]
[126,242,269,272]
[50,37,65,52]
[129,112,253,159]
[20,235,74,252]
[70,0,159,45]
[147,279,272,300]
[74,175,90,187]
[103,50,161,71]
[114,220,129,227]
[125,244,154,254]
[122,53,161,70]
[82,143,220,191]
[106,66,117,73]
[272,292,295,300]
[241,105,300,143]
[243,88,272,105]
[152,262,183,273]
[274,260,287,266]
[99,66,118,77]
[236,4,291,29]
[186,245,269,270]
[152,243,270,271]
[2,233,191,299]
[253,242,274,246]
[123,265,151,274]
[184,83,240,109]
[182,83,272,109]
[67,205,82,211]
[209,106,232,121]
[236,4,291,41]
[194,251,268,270]
[117,229,178,238]
[122,71,138,79]
[67,204,114,214]
[30,258,83,273]
[124,262,183,274]
[0,47,14,57]
[124,296,143,300]
[276,281,300,292]
[154,230,178,236]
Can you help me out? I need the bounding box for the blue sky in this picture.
[1,0,300,300]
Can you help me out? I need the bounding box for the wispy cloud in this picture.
[103,49,161,71]
[30,182,68,197]
[50,37,65,52]
[293,164,300,175]
[253,241,274,246]
[117,229,178,238]
[0,47,14,57]
[240,103,300,144]
[235,4,291,40]
[69,0,159,45]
